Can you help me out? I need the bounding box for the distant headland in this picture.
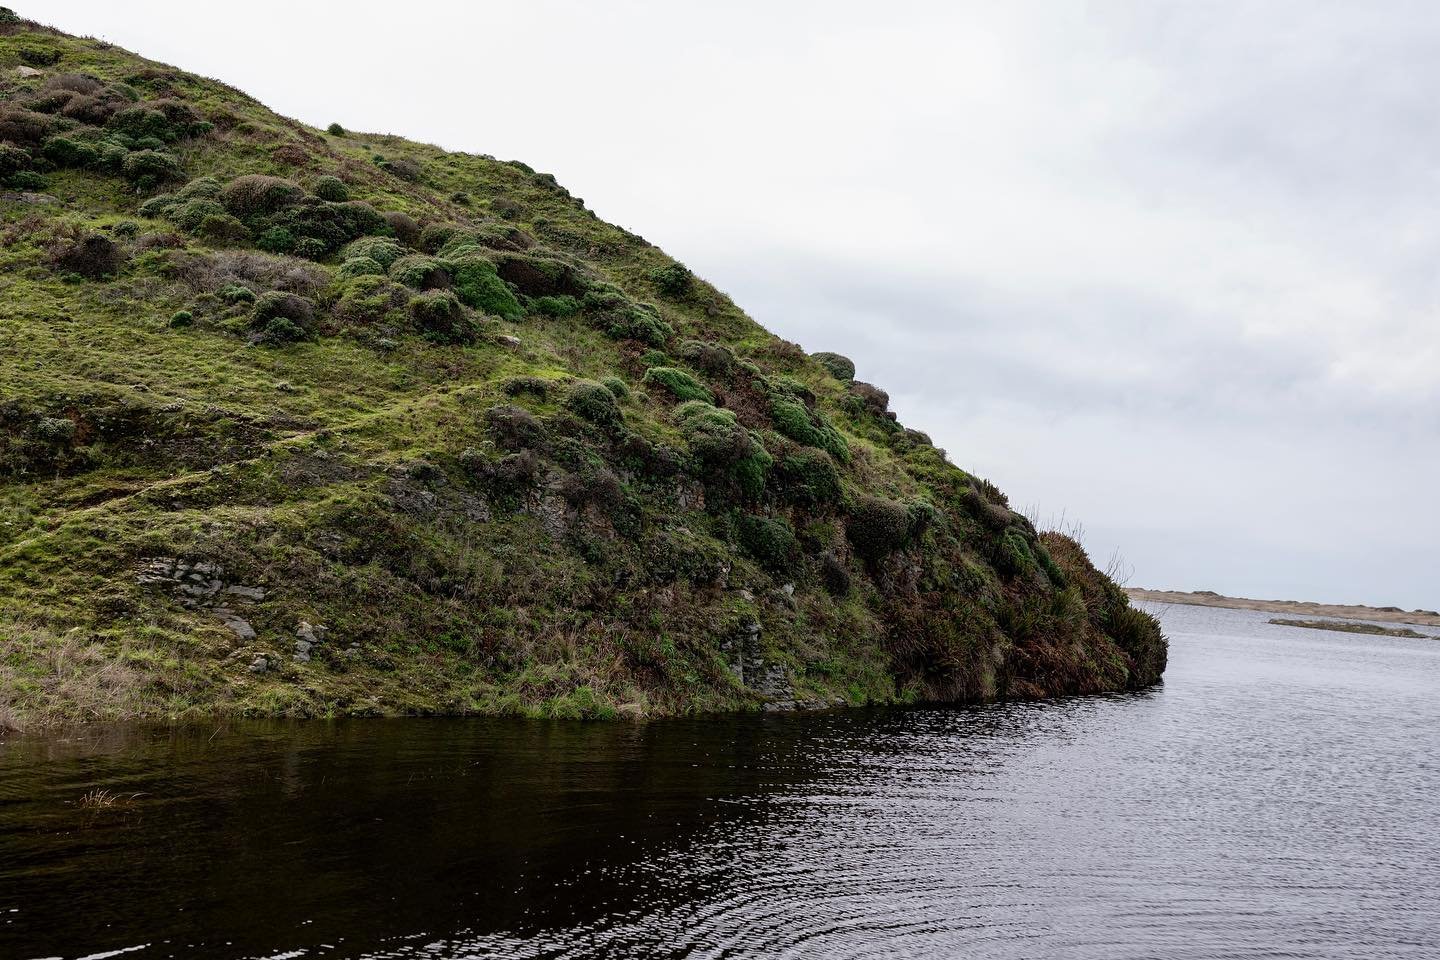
[1125,589,1440,628]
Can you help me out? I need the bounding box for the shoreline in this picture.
[1126,588,1440,628]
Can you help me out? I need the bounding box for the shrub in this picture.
[564,380,623,430]
[195,213,249,245]
[383,211,419,246]
[849,381,890,416]
[442,252,523,318]
[389,254,449,289]
[33,417,76,443]
[493,252,586,298]
[999,529,1037,577]
[312,175,350,201]
[846,495,912,560]
[737,514,798,575]
[121,150,182,189]
[0,144,31,181]
[812,351,855,381]
[1,8,24,25]
[255,226,295,254]
[769,395,849,461]
[107,106,173,142]
[534,294,580,317]
[168,197,226,231]
[7,170,45,190]
[677,340,738,378]
[375,155,422,180]
[326,122,345,136]
[586,299,671,346]
[418,221,461,253]
[0,107,55,145]
[113,220,140,238]
[642,366,712,404]
[502,376,550,399]
[169,310,193,327]
[651,261,693,298]
[51,233,124,279]
[177,176,221,200]
[264,197,387,254]
[292,236,328,260]
[138,193,178,218]
[408,290,473,344]
[484,404,545,450]
[220,175,304,220]
[776,448,842,506]
[219,284,255,303]
[341,236,404,269]
[601,376,629,399]
[251,290,315,331]
[339,256,384,278]
[40,135,100,169]
[676,402,771,500]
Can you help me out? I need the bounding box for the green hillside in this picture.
[0,11,1165,728]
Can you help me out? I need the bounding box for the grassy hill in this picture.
[0,10,1165,729]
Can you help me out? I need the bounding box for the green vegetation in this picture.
[0,15,1164,730]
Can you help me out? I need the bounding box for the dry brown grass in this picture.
[0,616,154,728]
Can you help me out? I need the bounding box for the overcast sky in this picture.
[38,1,1440,609]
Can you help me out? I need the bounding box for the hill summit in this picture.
[0,11,1164,727]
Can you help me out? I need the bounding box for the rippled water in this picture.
[3,603,1438,959]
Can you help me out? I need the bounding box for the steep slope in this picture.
[0,13,1165,728]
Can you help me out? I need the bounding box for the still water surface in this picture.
[2,603,1438,959]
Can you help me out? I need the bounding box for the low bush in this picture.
[195,213,249,245]
[255,226,295,254]
[311,175,350,201]
[7,170,46,190]
[534,294,580,317]
[0,144,31,181]
[251,290,315,331]
[19,47,62,67]
[333,274,407,326]
[642,366,712,404]
[442,252,523,318]
[389,254,449,290]
[219,284,255,303]
[564,380,623,430]
[493,252,587,298]
[0,107,55,146]
[121,150,182,189]
[339,256,384,278]
[326,122,345,136]
[677,340,738,378]
[383,211,419,246]
[292,237,328,260]
[220,175,304,220]
[812,351,855,381]
[587,299,671,346]
[502,376,550,399]
[676,402,771,500]
[168,197,225,231]
[168,309,193,327]
[769,395,849,461]
[651,261,693,298]
[484,404,546,450]
[341,236,404,269]
[737,514,798,575]
[50,233,124,279]
[408,290,473,344]
[776,448,842,506]
[846,495,912,560]
[601,376,629,399]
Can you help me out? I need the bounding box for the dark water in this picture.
[2,603,1438,960]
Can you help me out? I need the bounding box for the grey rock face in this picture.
[218,613,256,640]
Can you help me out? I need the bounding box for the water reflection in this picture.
[3,604,1438,959]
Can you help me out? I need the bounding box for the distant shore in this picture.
[1125,589,1440,628]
